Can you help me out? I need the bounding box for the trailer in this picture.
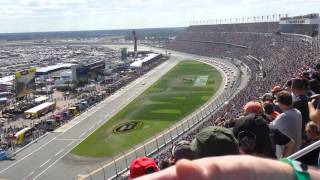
[24,102,56,119]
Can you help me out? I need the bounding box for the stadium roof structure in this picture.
[36,63,76,74]
[130,53,161,68]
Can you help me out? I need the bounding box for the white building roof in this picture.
[25,102,55,114]
[0,75,14,84]
[34,96,49,103]
[130,53,160,68]
[36,63,76,73]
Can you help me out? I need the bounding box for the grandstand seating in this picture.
[155,23,320,163]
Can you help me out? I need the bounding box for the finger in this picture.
[176,159,205,180]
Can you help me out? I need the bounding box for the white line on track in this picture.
[22,170,35,180]
[66,140,76,147]
[88,125,95,131]
[0,135,58,174]
[97,119,103,124]
[33,149,71,180]
[79,132,86,138]
[40,159,51,168]
[54,149,65,157]
[54,148,64,156]
[55,138,81,141]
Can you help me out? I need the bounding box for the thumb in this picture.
[175,159,205,180]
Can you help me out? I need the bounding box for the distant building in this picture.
[279,13,320,37]
[121,48,127,61]
[0,75,14,92]
[36,63,77,77]
[130,53,162,69]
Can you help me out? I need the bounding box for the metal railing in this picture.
[288,140,320,160]
[78,58,243,180]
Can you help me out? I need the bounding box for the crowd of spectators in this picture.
[127,24,320,179]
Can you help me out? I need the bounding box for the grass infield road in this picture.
[71,60,222,157]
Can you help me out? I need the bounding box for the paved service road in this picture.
[0,46,243,180]
[0,48,186,180]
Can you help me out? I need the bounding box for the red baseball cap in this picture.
[130,156,160,179]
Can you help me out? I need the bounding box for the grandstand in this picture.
[147,15,320,177]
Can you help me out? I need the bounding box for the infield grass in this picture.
[71,60,222,157]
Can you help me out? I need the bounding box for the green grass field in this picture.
[71,60,222,157]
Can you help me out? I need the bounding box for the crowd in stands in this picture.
[127,23,320,179]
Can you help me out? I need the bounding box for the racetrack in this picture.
[0,47,247,180]
[72,60,222,157]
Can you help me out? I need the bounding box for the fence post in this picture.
[175,125,179,137]
[130,146,138,158]
[154,136,159,151]
[86,170,93,180]
[99,163,106,180]
[169,128,173,142]
[122,152,129,170]
[111,157,118,178]
[143,142,147,156]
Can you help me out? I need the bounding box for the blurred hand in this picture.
[136,155,311,180]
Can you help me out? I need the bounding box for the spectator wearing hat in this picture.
[190,126,239,158]
[291,78,310,134]
[170,140,194,164]
[270,91,302,158]
[233,114,274,158]
[260,93,274,103]
[130,156,160,179]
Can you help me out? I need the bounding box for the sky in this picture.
[0,0,319,33]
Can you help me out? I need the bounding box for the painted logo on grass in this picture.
[113,121,143,134]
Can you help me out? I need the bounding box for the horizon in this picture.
[0,0,320,33]
[0,26,185,35]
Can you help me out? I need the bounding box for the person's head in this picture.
[171,140,194,163]
[243,101,263,115]
[263,102,274,115]
[276,91,293,111]
[272,86,282,96]
[130,156,160,179]
[290,78,307,96]
[309,79,320,94]
[233,114,274,158]
[305,121,320,140]
[260,93,274,103]
[191,126,239,158]
[315,62,320,72]
[158,159,171,170]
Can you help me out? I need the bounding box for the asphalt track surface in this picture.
[0,46,243,180]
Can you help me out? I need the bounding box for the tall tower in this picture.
[132,30,138,58]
